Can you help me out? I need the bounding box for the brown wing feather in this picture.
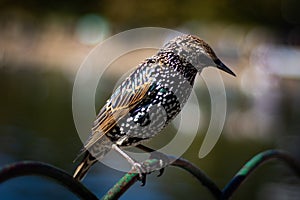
[83,81,152,150]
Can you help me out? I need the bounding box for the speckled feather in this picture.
[73,34,234,181]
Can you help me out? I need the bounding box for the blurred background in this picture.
[0,0,300,199]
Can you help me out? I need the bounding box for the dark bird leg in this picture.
[136,144,170,177]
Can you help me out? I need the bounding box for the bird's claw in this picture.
[157,168,165,177]
[131,151,170,185]
[132,162,147,186]
[139,174,147,186]
[149,151,170,177]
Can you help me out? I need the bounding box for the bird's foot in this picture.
[132,162,147,186]
[149,151,170,177]
[131,157,167,186]
[136,145,170,177]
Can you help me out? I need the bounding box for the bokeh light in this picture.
[75,14,110,45]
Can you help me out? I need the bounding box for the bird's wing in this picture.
[83,60,158,151]
[94,81,152,133]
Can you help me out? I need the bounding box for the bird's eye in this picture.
[198,54,214,67]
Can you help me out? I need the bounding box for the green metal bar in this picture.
[0,161,98,200]
[101,172,139,200]
[136,144,221,198]
[101,159,161,200]
[221,149,300,200]
[1,150,299,200]
[101,156,221,200]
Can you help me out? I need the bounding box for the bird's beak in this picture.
[214,59,236,77]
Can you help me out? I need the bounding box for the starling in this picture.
[73,34,236,182]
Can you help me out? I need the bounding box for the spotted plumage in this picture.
[73,34,236,181]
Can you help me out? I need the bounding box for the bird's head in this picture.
[160,34,236,76]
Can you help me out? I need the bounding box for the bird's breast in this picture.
[104,55,197,146]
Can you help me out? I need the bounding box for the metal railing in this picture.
[0,150,299,200]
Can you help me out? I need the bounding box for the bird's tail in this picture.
[73,136,114,181]
[73,152,97,181]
